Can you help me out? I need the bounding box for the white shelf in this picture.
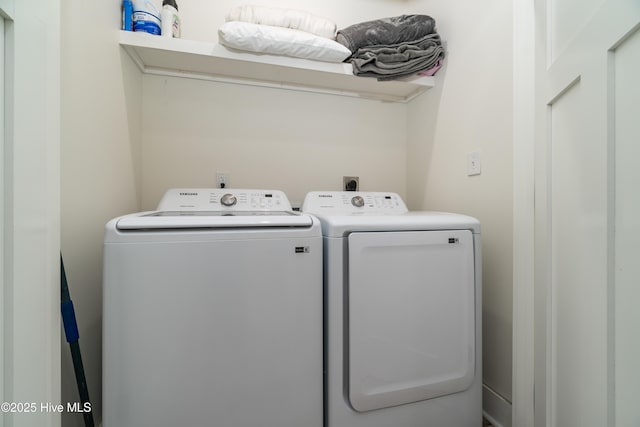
[119,31,435,103]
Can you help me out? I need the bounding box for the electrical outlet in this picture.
[343,176,359,191]
[467,151,482,176]
[216,172,229,188]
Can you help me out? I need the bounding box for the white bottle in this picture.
[161,0,180,38]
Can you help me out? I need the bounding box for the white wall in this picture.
[140,76,407,209]
[61,0,142,425]
[406,0,514,422]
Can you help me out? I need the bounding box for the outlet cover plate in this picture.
[467,151,481,176]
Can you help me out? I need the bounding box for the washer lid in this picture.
[116,188,313,229]
[116,210,314,230]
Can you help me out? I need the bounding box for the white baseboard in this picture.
[483,384,512,427]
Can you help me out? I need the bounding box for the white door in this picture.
[532,0,640,426]
[347,230,475,412]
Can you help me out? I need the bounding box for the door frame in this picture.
[512,0,536,426]
[1,1,61,426]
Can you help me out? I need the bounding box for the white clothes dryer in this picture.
[302,191,482,427]
[103,189,323,427]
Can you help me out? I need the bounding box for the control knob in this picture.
[220,193,237,207]
[351,196,365,208]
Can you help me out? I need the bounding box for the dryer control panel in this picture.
[302,191,409,214]
[157,188,292,212]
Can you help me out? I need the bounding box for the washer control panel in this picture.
[157,189,292,211]
[302,191,408,214]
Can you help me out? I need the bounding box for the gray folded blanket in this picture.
[350,33,445,81]
[336,15,436,53]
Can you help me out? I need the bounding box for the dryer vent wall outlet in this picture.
[343,176,359,191]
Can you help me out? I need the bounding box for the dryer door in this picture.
[347,230,475,412]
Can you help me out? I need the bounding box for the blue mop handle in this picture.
[61,299,79,343]
[61,255,94,427]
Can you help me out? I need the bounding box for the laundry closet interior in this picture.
[60,0,514,425]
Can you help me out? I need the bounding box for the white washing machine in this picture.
[302,191,482,427]
[103,189,323,427]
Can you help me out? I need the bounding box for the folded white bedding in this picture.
[226,4,337,39]
[219,22,351,63]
